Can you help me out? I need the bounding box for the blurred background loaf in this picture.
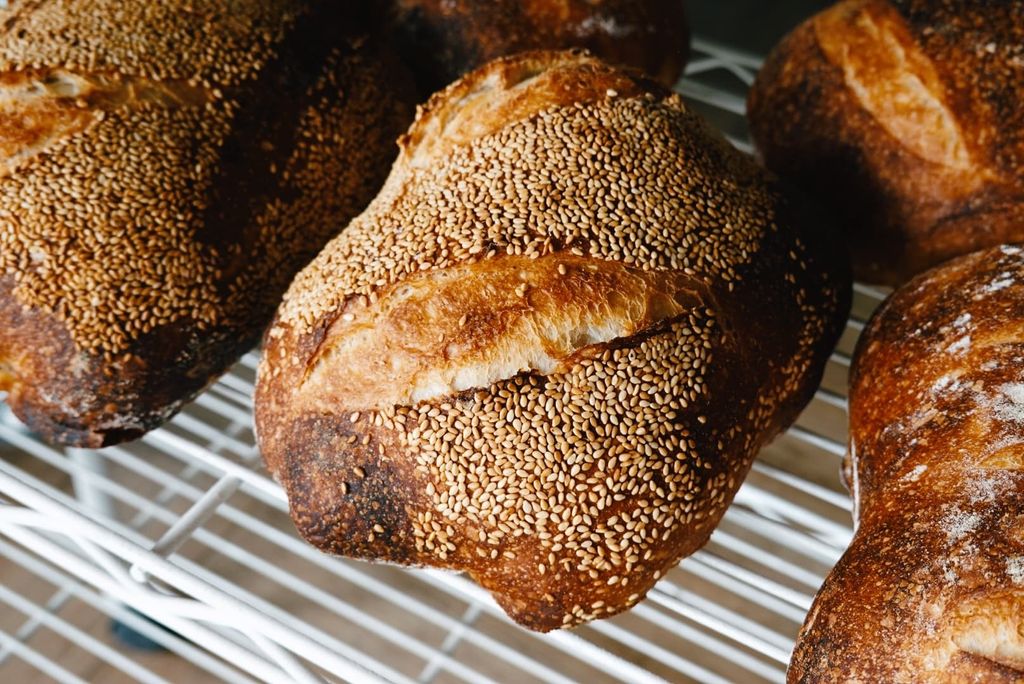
[0,1,415,447]
[387,0,691,94]
[748,0,1024,285]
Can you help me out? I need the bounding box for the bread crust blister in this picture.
[256,51,850,631]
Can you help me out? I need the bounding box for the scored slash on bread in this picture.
[0,1,415,447]
[748,0,1024,286]
[255,50,850,631]
[791,246,1024,682]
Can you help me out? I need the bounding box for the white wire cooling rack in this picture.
[0,39,886,684]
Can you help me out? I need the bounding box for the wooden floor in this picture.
[0,442,220,684]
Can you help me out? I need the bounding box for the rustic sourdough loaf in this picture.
[748,0,1024,285]
[255,51,850,631]
[792,245,1024,682]
[389,0,689,94]
[0,1,414,446]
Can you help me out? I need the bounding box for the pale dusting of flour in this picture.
[941,506,981,544]
[946,335,971,354]
[984,273,1015,293]
[573,15,638,38]
[902,464,928,482]
[1007,557,1024,584]
[930,373,961,395]
[993,383,1024,424]
[938,542,977,586]
[967,469,1013,503]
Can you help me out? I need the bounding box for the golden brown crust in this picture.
[0,2,416,447]
[388,0,689,94]
[299,254,699,411]
[790,245,1024,682]
[256,51,850,631]
[747,0,1024,285]
[398,49,652,168]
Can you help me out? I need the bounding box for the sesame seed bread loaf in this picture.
[254,51,851,631]
[747,0,1024,286]
[0,2,414,447]
[791,246,1024,682]
[388,0,689,94]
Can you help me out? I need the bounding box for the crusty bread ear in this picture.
[748,0,1024,286]
[790,245,1024,682]
[0,1,415,446]
[953,591,1024,672]
[256,50,850,632]
[299,255,699,411]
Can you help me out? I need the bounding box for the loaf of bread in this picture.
[791,245,1024,681]
[0,2,414,447]
[747,0,1024,285]
[255,50,850,631]
[388,0,689,94]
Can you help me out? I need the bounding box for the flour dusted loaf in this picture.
[791,245,1024,682]
[0,2,414,446]
[748,0,1024,285]
[389,0,689,93]
[255,51,850,631]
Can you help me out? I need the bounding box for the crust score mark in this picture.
[299,254,705,411]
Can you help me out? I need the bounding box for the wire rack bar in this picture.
[0,522,306,684]
[0,584,169,684]
[0,537,257,684]
[0,467,402,684]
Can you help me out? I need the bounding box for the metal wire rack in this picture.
[0,39,885,684]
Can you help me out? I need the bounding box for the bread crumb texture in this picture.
[258,52,848,631]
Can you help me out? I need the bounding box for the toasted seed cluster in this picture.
[403,312,724,618]
[0,1,298,87]
[278,95,774,333]
[0,98,229,353]
[0,2,406,358]
[220,46,409,337]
